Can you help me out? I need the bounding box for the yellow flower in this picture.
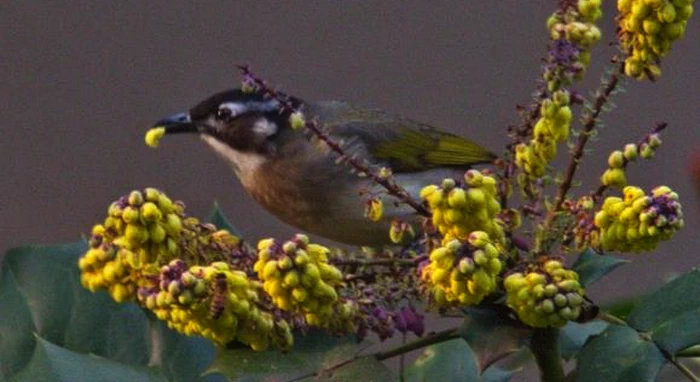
[421,232,503,308]
[365,198,384,222]
[145,127,166,148]
[595,185,684,252]
[504,260,584,328]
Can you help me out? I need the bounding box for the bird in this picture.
[152,88,496,246]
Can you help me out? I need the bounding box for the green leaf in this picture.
[404,339,479,382]
[0,260,37,379]
[206,330,374,381]
[480,366,515,382]
[601,295,646,320]
[302,356,392,382]
[480,347,531,382]
[559,321,608,361]
[207,203,242,236]
[0,242,219,381]
[572,249,628,287]
[626,270,700,354]
[7,336,166,382]
[575,325,665,382]
[459,308,530,371]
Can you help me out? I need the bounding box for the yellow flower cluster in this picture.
[618,0,695,79]
[601,135,662,189]
[79,189,298,351]
[594,185,684,252]
[142,260,293,351]
[421,231,503,307]
[254,235,344,327]
[515,91,573,179]
[504,260,584,327]
[420,170,504,244]
[79,188,185,302]
[549,2,603,46]
[547,0,603,83]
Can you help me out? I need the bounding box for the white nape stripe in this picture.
[218,100,280,118]
[252,118,278,137]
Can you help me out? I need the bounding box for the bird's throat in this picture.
[200,135,267,186]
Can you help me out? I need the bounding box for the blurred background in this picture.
[0,1,698,378]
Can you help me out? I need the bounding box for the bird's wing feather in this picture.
[307,101,496,172]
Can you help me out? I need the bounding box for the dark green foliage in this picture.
[571,249,628,287]
[0,242,218,382]
[626,270,700,354]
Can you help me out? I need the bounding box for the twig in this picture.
[332,258,420,267]
[531,328,565,382]
[670,358,700,382]
[373,327,461,361]
[537,61,625,252]
[286,327,461,382]
[597,310,628,326]
[238,65,431,217]
[500,90,548,209]
[590,122,668,203]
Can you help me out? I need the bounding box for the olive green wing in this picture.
[310,101,497,172]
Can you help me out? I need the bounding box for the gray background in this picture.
[1,1,698,378]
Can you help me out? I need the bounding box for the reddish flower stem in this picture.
[538,62,625,252]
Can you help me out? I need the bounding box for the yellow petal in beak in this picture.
[145,127,166,148]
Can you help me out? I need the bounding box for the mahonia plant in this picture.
[76,0,695,380]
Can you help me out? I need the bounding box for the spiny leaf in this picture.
[0,242,218,381]
[626,270,700,354]
[575,325,665,382]
[559,321,608,361]
[572,249,628,287]
[7,336,166,382]
[0,262,36,379]
[459,308,530,371]
[404,339,479,382]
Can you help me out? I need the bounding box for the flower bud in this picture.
[608,150,625,168]
[289,111,306,130]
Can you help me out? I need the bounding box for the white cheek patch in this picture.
[252,118,278,137]
[201,135,267,183]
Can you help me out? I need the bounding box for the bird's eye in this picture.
[216,107,233,121]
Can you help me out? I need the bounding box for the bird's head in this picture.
[153,89,303,176]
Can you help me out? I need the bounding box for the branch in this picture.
[531,328,565,382]
[538,61,625,251]
[332,258,421,267]
[597,311,627,326]
[238,65,431,217]
[373,327,461,361]
[500,86,548,210]
[590,122,668,202]
[286,327,461,382]
[669,358,700,382]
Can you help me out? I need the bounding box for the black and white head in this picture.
[154,89,300,177]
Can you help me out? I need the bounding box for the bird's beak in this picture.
[152,112,212,135]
